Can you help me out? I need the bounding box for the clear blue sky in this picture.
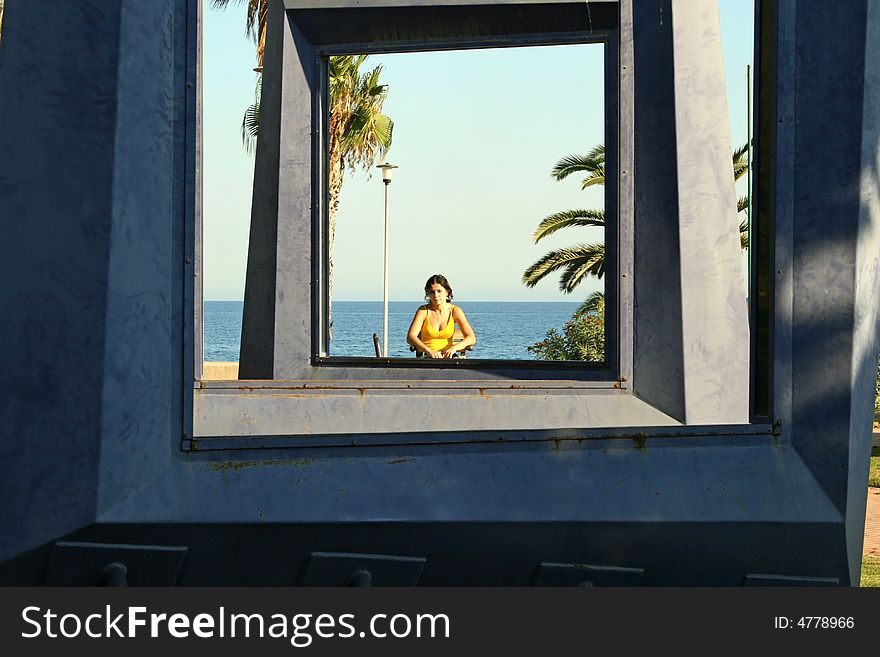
[203,0,754,301]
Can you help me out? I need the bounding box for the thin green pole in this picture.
[746,64,752,298]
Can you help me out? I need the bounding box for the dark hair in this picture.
[424,274,453,301]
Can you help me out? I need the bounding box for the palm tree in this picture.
[325,55,394,307]
[523,143,751,293]
[212,1,394,331]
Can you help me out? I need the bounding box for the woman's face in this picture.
[426,283,449,305]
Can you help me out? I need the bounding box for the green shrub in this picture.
[529,307,605,362]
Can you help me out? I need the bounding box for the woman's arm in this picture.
[406,307,441,358]
[443,306,476,357]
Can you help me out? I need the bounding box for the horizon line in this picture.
[203,298,586,303]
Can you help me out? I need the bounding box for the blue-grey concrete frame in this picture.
[238,0,624,382]
[214,0,660,440]
[228,0,751,433]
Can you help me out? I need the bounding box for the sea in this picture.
[204,300,582,361]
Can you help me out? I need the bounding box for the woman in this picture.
[406,274,476,359]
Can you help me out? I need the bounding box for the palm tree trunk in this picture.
[326,138,345,340]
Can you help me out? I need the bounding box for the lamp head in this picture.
[376,163,399,184]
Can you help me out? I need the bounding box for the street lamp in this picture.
[376,163,398,357]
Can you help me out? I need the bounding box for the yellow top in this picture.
[419,304,455,351]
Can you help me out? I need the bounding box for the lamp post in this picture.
[377,163,398,357]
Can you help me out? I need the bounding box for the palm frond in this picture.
[342,110,393,166]
[736,196,749,250]
[584,143,605,162]
[574,291,605,317]
[532,209,605,243]
[241,102,260,154]
[739,219,750,250]
[240,75,262,154]
[551,154,598,180]
[522,243,606,289]
[732,141,750,181]
[551,144,606,185]
[580,171,605,189]
[559,258,604,292]
[245,0,262,38]
[370,114,394,153]
[338,62,394,173]
[561,245,606,291]
[732,146,752,251]
[329,55,367,102]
